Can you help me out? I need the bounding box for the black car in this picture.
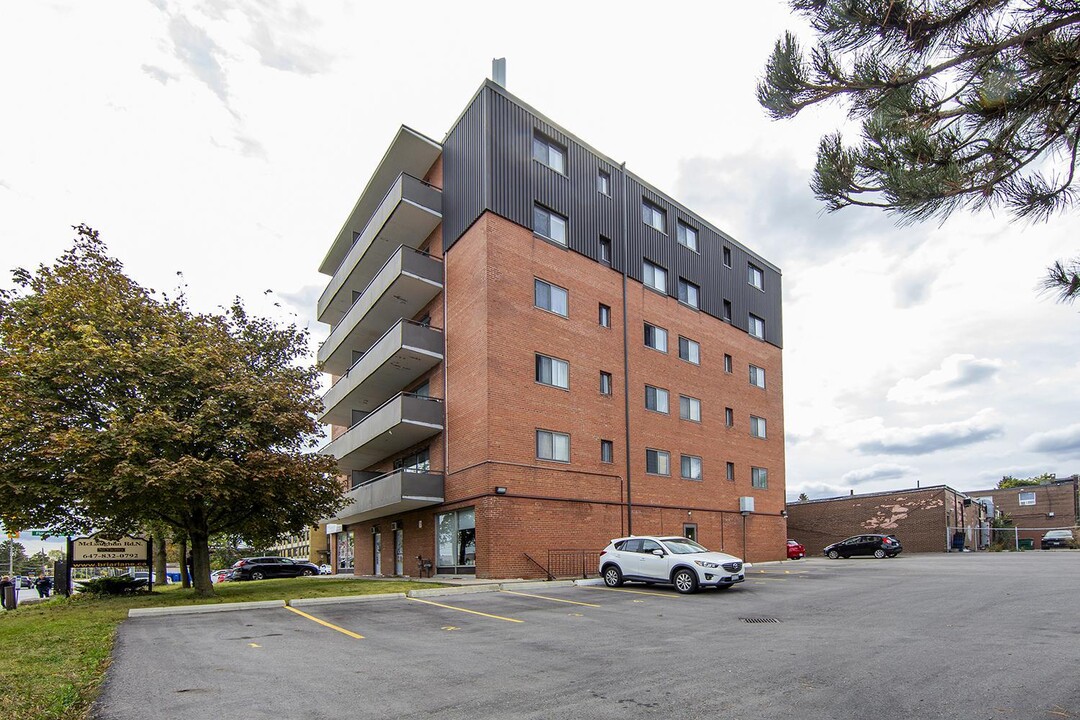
[824,534,902,559]
[229,556,319,581]
[1040,530,1075,549]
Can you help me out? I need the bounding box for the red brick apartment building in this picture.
[315,80,786,578]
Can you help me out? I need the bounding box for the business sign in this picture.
[70,535,150,563]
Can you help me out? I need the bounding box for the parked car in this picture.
[598,535,747,594]
[824,534,902,559]
[210,569,231,583]
[786,539,806,559]
[229,556,319,581]
[130,571,171,584]
[1040,530,1075,549]
[18,575,33,589]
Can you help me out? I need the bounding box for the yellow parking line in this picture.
[580,585,682,599]
[406,597,524,623]
[284,606,364,639]
[500,590,600,608]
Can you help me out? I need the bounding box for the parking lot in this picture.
[95,552,1080,720]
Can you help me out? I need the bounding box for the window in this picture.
[722,246,732,267]
[724,354,733,373]
[535,354,569,389]
[436,507,475,570]
[750,415,767,438]
[645,385,669,413]
[599,303,611,328]
[725,407,734,427]
[726,462,735,482]
[533,132,566,174]
[1018,491,1036,506]
[533,204,568,245]
[642,199,666,232]
[681,455,703,481]
[643,322,668,352]
[677,221,698,252]
[677,278,700,308]
[599,237,612,265]
[751,467,768,489]
[749,313,765,339]
[679,395,701,422]
[537,430,570,462]
[600,371,612,396]
[646,449,670,475]
[722,300,732,322]
[749,364,766,389]
[748,263,764,290]
[601,439,614,463]
[598,170,611,195]
[643,260,667,293]
[394,447,431,473]
[534,279,568,317]
[678,336,700,364]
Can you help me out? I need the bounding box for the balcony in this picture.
[320,320,443,427]
[322,393,444,473]
[327,469,444,526]
[317,247,443,376]
[318,173,442,325]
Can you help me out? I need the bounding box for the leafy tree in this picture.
[0,226,344,596]
[1,540,28,575]
[758,1,1080,302]
[997,472,1053,488]
[797,492,811,503]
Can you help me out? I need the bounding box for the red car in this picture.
[786,539,806,559]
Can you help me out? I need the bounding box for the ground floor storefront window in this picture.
[336,530,355,572]
[436,508,475,574]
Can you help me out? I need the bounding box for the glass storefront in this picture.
[336,530,354,572]
[436,507,475,574]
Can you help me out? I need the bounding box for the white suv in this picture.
[598,536,747,594]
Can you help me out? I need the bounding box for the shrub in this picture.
[75,575,148,596]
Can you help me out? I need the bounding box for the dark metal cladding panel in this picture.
[442,91,487,251]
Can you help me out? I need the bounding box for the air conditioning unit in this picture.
[390,521,400,531]
[370,526,378,535]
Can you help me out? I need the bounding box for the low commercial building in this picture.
[966,475,1079,547]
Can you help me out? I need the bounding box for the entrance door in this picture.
[373,532,382,575]
[394,529,404,575]
[683,524,697,542]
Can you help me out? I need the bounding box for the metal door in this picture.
[373,533,382,576]
[394,529,404,575]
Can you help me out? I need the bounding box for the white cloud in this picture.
[855,409,1004,456]
[887,354,1004,405]
[1022,424,1080,455]
[841,463,918,485]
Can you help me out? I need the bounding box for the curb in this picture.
[407,585,500,598]
[291,593,406,608]
[128,599,286,617]
[574,578,605,586]
[499,580,577,591]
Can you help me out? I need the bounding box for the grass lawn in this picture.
[0,577,448,719]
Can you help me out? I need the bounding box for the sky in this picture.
[2,1,1079,552]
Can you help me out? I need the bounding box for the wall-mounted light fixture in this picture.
[495,487,507,495]
[780,510,788,518]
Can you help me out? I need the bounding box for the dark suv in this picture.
[824,534,902,559]
[229,557,319,581]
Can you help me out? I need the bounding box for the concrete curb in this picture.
[290,593,406,608]
[407,585,500,598]
[574,578,605,586]
[499,580,577,591]
[128,599,286,617]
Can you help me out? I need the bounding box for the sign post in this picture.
[66,534,153,592]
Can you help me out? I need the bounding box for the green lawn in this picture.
[0,577,448,719]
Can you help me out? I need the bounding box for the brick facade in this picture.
[966,476,1079,545]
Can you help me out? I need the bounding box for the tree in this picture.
[798,492,811,503]
[0,226,344,596]
[1,540,29,575]
[997,472,1054,488]
[759,1,1080,302]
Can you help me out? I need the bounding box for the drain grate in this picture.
[741,617,781,624]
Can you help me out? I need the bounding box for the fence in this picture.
[545,549,602,579]
[947,525,1077,551]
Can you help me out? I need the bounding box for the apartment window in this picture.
[724,354,733,373]
[679,395,702,422]
[646,449,671,476]
[677,278,700,309]
[723,246,732,267]
[749,364,766,389]
[537,430,570,462]
[751,467,768,489]
[413,380,430,397]
[749,313,765,339]
[751,415,767,439]
[601,439,614,463]
[1018,491,1036,506]
[643,260,667,293]
[726,462,735,482]
[394,447,431,473]
[681,455,703,481]
[600,371,612,396]
[644,322,668,352]
[722,300,732,322]
[645,385,669,413]
[598,170,611,195]
[748,263,765,290]
[599,236,612,265]
[599,303,611,328]
[535,354,569,389]
[678,336,700,364]
[533,204,568,246]
[677,221,699,252]
[725,407,734,427]
[642,199,666,232]
[534,278,568,317]
[533,132,567,174]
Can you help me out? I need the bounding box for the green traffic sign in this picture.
[31,531,48,537]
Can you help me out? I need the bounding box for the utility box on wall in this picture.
[739,497,755,513]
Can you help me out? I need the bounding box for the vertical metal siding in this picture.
[442,91,487,250]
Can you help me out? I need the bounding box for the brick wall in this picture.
[967,478,1079,545]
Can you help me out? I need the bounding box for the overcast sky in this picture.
[2,1,1078,549]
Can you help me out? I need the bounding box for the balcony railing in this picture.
[321,392,444,473]
[325,468,445,525]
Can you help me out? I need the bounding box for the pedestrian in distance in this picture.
[35,574,53,598]
[0,575,13,610]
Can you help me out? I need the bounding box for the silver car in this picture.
[598,535,748,594]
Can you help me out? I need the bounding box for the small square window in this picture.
[748,263,765,290]
[600,371,612,396]
[601,439,614,464]
[751,467,768,489]
[722,300,732,322]
[750,415,767,439]
[679,395,701,422]
[646,448,670,476]
[1018,491,1036,506]
[680,455,703,481]
[598,170,611,196]
[677,221,698,252]
[533,132,567,174]
[599,303,611,328]
[645,385,669,413]
[726,462,735,482]
[535,354,569,389]
[749,314,765,340]
[749,365,766,389]
[677,278,700,309]
[534,279,568,317]
[642,199,666,232]
[533,204,568,246]
[644,322,668,352]
[537,429,570,462]
[599,237,612,266]
[724,354,733,373]
[723,246,732,267]
[725,407,734,427]
[643,260,667,293]
[678,336,700,365]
